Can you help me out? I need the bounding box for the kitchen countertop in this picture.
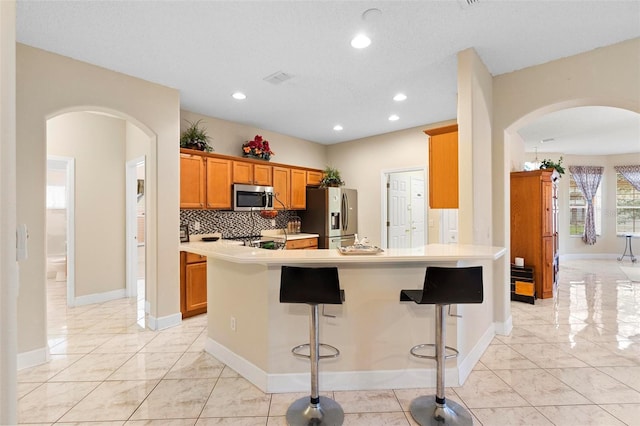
[179,240,505,265]
[260,229,319,241]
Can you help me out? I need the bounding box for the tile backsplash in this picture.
[180,209,296,238]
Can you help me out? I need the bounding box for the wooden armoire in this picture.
[510,169,559,299]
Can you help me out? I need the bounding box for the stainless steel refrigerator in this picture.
[300,187,358,249]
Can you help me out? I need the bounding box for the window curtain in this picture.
[568,166,604,245]
[614,165,640,191]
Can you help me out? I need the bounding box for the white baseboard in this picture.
[494,315,513,336]
[559,253,618,261]
[148,312,181,330]
[205,337,460,393]
[458,324,495,384]
[17,346,48,370]
[73,288,126,306]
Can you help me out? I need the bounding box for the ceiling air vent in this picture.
[263,71,293,85]
[457,0,480,8]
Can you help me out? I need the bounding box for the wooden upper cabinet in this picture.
[205,157,232,209]
[290,168,307,210]
[425,124,458,209]
[232,161,253,184]
[306,170,323,187]
[253,164,273,186]
[180,153,206,208]
[232,160,272,186]
[272,166,290,209]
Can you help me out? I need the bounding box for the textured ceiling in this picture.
[16,0,640,151]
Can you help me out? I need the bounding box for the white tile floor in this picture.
[17,259,640,425]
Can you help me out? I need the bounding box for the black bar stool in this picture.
[280,265,345,426]
[400,266,483,426]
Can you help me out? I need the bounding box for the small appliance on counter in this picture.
[299,187,358,249]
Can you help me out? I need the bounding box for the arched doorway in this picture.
[45,109,153,325]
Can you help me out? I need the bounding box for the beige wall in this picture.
[1,1,18,423]
[47,112,127,298]
[180,110,328,170]
[16,44,180,358]
[522,152,640,256]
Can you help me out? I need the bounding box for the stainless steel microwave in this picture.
[233,184,275,211]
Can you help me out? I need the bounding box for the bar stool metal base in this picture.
[409,395,473,426]
[286,396,344,426]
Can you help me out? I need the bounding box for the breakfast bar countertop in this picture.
[179,241,505,265]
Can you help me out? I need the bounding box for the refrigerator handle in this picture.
[341,192,347,231]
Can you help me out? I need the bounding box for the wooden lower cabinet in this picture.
[286,237,318,250]
[180,251,207,318]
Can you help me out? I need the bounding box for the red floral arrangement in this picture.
[242,135,274,161]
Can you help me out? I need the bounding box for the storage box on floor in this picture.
[510,264,535,304]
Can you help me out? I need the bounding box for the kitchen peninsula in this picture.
[180,241,505,393]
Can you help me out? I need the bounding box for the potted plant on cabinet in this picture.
[320,166,344,187]
[180,119,214,152]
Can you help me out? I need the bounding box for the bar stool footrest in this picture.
[409,395,473,426]
[292,343,340,359]
[410,343,458,360]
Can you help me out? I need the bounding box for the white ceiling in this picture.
[15,0,640,150]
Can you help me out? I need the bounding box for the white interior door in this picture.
[388,173,410,248]
[410,176,426,248]
[440,208,459,244]
[126,156,145,301]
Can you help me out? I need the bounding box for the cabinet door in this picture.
[541,236,554,298]
[290,168,307,210]
[542,180,553,237]
[206,157,232,209]
[180,154,205,208]
[253,164,273,186]
[307,170,323,187]
[426,125,458,209]
[272,166,290,209]
[232,161,253,184]
[185,262,207,313]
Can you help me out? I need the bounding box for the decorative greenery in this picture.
[180,119,213,152]
[242,135,274,161]
[540,156,565,175]
[320,166,344,187]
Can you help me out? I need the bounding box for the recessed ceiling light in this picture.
[232,92,246,100]
[388,114,399,121]
[393,93,407,101]
[351,34,371,49]
[333,125,343,131]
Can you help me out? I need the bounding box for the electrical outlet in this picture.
[230,316,236,331]
[271,219,276,226]
[194,221,200,231]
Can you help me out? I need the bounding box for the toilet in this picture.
[47,255,67,281]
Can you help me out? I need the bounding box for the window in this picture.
[616,172,640,235]
[569,175,601,236]
[46,185,66,209]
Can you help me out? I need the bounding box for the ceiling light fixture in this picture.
[351,34,371,49]
[232,92,246,100]
[333,125,343,131]
[388,114,399,121]
[393,93,407,101]
[540,138,555,143]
